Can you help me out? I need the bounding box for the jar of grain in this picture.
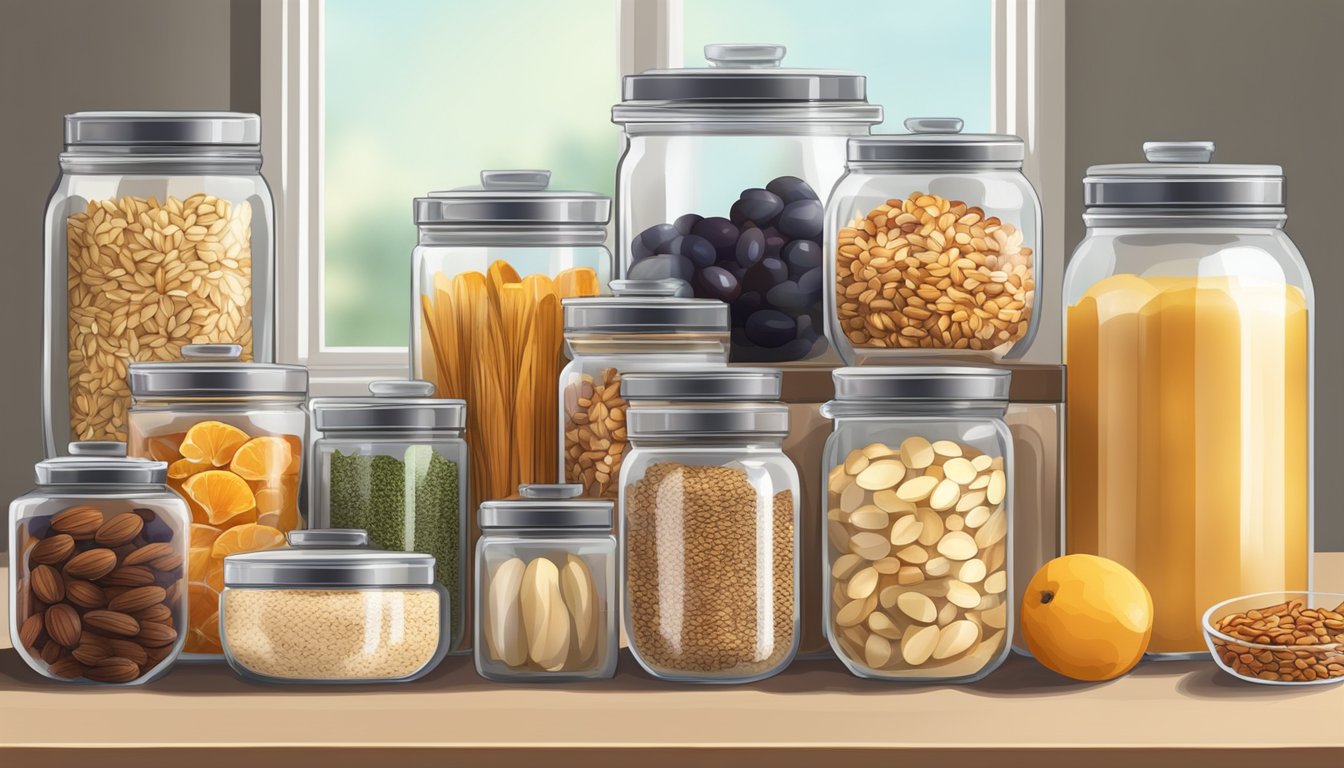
[475,484,617,682]
[560,279,729,498]
[220,529,449,684]
[825,118,1041,364]
[309,380,468,653]
[620,369,800,683]
[8,442,190,685]
[126,343,308,659]
[44,112,274,454]
[821,366,1013,682]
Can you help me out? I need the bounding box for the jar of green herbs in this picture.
[309,380,468,651]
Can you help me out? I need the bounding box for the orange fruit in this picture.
[254,486,284,517]
[185,582,222,654]
[216,507,259,530]
[205,558,225,593]
[229,436,294,482]
[168,458,210,481]
[145,434,185,463]
[190,523,223,549]
[282,435,304,474]
[188,547,213,582]
[212,523,286,559]
[182,470,256,525]
[179,421,250,466]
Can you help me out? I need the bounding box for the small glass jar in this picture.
[126,343,308,658]
[614,44,882,364]
[475,484,617,682]
[821,366,1013,683]
[220,529,449,684]
[619,369,800,683]
[560,278,729,498]
[44,112,275,452]
[309,380,468,652]
[9,442,190,685]
[825,118,1042,364]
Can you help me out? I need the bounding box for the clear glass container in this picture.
[613,44,882,364]
[825,118,1041,364]
[560,278,729,498]
[1064,141,1314,657]
[220,529,449,684]
[619,369,800,682]
[821,367,1013,682]
[309,380,468,652]
[9,442,189,685]
[475,484,617,681]
[44,112,274,453]
[125,343,308,659]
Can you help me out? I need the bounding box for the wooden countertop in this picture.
[2,556,1342,768]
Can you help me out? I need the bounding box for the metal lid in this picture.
[311,380,466,433]
[620,368,781,401]
[1084,141,1284,210]
[848,118,1025,166]
[626,403,790,438]
[830,366,1011,402]
[614,44,882,125]
[129,344,308,399]
[563,279,728,334]
[65,111,260,146]
[35,442,168,486]
[223,529,436,588]
[478,484,615,529]
[414,170,611,226]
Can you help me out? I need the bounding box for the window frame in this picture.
[261,0,1064,394]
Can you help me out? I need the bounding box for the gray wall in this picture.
[1065,0,1344,549]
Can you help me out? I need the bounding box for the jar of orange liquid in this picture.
[1063,142,1313,657]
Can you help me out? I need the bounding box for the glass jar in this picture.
[613,44,882,364]
[309,380,468,652]
[1064,141,1313,657]
[44,112,275,453]
[9,442,189,685]
[619,369,800,682]
[825,118,1041,364]
[126,343,308,658]
[412,169,610,518]
[821,367,1013,682]
[220,529,449,684]
[560,278,729,498]
[475,484,617,682]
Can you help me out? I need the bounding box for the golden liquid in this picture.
[1066,275,1309,654]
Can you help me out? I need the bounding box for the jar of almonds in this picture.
[825,118,1041,364]
[821,366,1013,682]
[43,112,274,454]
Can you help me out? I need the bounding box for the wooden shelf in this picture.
[2,555,1342,768]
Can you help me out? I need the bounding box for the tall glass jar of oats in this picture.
[43,112,274,456]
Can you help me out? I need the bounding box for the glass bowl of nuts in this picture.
[1203,592,1344,686]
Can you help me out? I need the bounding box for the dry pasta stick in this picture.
[498,282,532,421]
[530,292,561,482]
[419,294,454,395]
[471,282,513,504]
[554,267,600,299]
[433,272,462,399]
[486,259,521,310]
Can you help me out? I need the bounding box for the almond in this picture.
[63,548,117,580]
[85,657,141,683]
[72,641,110,665]
[109,639,149,666]
[94,512,144,547]
[122,542,173,567]
[83,610,140,637]
[18,613,44,648]
[30,564,65,604]
[136,622,178,648]
[30,534,75,566]
[40,639,64,664]
[47,657,87,679]
[65,580,107,609]
[45,603,82,647]
[100,565,155,587]
[109,586,167,614]
[150,553,184,573]
[134,604,173,624]
[50,505,104,536]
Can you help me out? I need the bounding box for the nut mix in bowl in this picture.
[1203,592,1344,685]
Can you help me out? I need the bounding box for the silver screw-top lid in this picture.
[626,403,790,439]
[563,279,728,334]
[35,442,168,486]
[830,366,1011,403]
[65,111,261,147]
[129,344,308,399]
[414,170,611,226]
[311,380,466,434]
[223,529,437,587]
[1084,141,1284,212]
[620,368,781,401]
[847,117,1025,166]
[478,484,615,530]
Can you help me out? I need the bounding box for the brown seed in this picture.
[65,580,107,609]
[40,639,64,664]
[94,512,144,547]
[18,613,44,648]
[101,565,156,587]
[108,586,168,614]
[136,622,178,648]
[71,641,110,665]
[45,604,82,648]
[85,657,142,684]
[47,657,87,679]
[49,506,105,536]
[134,603,173,624]
[108,639,149,666]
[150,553,184,573]
[63,548,118,580]
[30,534,76,566]
[122,542,174,567]
[30,564,65,604]
[83,610,140,637]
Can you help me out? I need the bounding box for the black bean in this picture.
[735,188,784,225]
[728,199,753,228]
[631,237,653,263]
[766,175,818,204]
[797,266,823,300]
[764,235,785,260]
[783,239,822,274]
[735,228,766,268]
[695,265,741,303]
[639,223,679,252]
[674,213,703,236]
[796,313,816,341]
[743,257,788,294]
[731,290,763,324]
[768,280,815,313]
[745,310,796,348]
[777,200,824,240]
[626,253,695,282]
[691,216,740,254]
[676,234,718,268]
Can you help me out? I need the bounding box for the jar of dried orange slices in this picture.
[126,343,307,659]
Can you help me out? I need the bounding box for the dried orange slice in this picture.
[282,435,304,475]
[212,523,286,559]
[182,470,256,525]
[179,421,250,466]
[185,582,222,653]
[229,436,294,482]
[145,434,185,463]
[188,546,213,582]
[189,523,223,549]
[168,458,210,480]
[216,506,258,530]
[205,557,225,592]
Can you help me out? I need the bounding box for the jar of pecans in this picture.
[619,369,800,683]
